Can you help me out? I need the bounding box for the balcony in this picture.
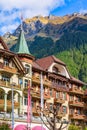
[69,113,85,120]
[31,90,41,99]
[32,107,39,116]
[43,79,51,87]
[0,99,19,109]
[0,99,4,108]
[32,76,40,84]
[54,98,65,104]
[31,90,50,100]
[32,76,51,87]
[23,88,50,100]
[69,87,84,95]
[7,100,20,109]
[44,93,50,100]
[84,115,87,121]
[69,100,84,108]
[0,80,21,90]
[0,63,17,74]
[84,103,87,109]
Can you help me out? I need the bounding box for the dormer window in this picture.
[25,64,30,74]
[53,66,59,74]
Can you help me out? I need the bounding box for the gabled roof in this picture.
[14,30,31,55]
[0,36,9,50]
[36,55,65,71]
[32,61,44,71]
[70,76,85,85]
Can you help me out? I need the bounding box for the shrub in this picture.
[68,124,81,130]
[0,123,11,130]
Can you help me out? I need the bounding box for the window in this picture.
[77,96,81,102]
[53,66,59,73]
[70,109,74,115]
[70,95,74,101]
[25,64,30,74]
[19,78,23,85]
[49,89,52,96]
[63,93,66,100]
[0,90,4,99]
[49,104,53,110]
[56,92,59,98]
[31,101,35,108]
[24,96,28,105]
[24,79,28,88]
[78,109,81,115]
[4,58,9,66]
[62,106,67,114]
[2,75,10,82]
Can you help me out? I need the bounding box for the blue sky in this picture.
[0,0,87,35]
[51,0,87,16]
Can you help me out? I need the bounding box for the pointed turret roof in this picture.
[14,29,30,55]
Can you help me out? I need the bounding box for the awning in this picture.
[14,124,26,130]
[14,125,46,130]
[32,126,46,130]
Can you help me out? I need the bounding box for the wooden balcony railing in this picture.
[69,113,85,120]
[54,98,65,104]
[7,100,20,109]
[32,107,39,116]
[0,99,19,109]
[23,88,50,100]
[43,79,51,87]
[84,103,87,109]
[0,80,21,90]
[69,100,84,107]
[32,76,51,87]
[31,90,41,99]
[44,93,50,100]
[0,63,17,74]
[32,76,40,84]
[0,99,4,108]
[69,87,84,95]
[84,115,87,121]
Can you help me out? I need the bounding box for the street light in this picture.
[11,82,16,130]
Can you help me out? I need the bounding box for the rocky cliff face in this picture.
[12,13,87,39]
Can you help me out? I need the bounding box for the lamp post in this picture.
[27,81,31,130]
[11,83,15,130]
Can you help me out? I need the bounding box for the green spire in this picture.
[14,30,31,55]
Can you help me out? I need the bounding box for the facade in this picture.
[0,30,87,130]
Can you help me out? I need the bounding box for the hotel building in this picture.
[0,29,87,130]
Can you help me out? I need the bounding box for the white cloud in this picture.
[79,9,87,14]
[1,23,19,34]
[0,0,65,35]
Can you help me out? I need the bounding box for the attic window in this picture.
[4,58,9,66]
[25,64,30,74]
[53,66,59,74]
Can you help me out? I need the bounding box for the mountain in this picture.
[3,13,87,83]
